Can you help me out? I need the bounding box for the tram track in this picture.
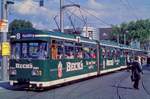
[141,75,150,96]
[0,85,44,99]
[62,71,130,99]
[14,92,40,99]
[67,71,130,99]
[63,78,92,99]
[115,72,130,99]
[142,80,150,96]
[62,77,105,99]
[62,74,116,99]
[141,66,150,96]
[2,70,148,99]
[12,88,48,99]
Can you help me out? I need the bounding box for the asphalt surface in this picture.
[0,65,150,99]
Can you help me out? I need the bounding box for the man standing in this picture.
[126,55,131,71]
[131,56,143,89]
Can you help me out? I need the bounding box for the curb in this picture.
[0,81,9,83]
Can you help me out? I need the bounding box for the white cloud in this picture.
[87,0,104,9]
[13,0,56,17]
[12,0,58,29]
[33,21,51,30]
[10,0,150,29]
[14,0,38,15]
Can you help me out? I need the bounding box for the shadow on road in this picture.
[111,85,134,90]
[0,82,29,91]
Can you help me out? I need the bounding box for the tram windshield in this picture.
[11,42,48,59]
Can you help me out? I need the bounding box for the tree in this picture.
[111,23,128,44]
[111,19,150,46]
[9,19,34,32]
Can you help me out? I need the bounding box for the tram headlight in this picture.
[32,69,42,76]
[9,69,17,75]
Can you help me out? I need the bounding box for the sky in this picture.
[0,0,150,30]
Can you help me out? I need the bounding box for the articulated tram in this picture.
[9,29,147,88]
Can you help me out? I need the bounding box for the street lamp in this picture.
[117,33,120,45]
[60,0,80,32]
[39,0,80,33]
[124,30,129,45]
[1,0,14,81]
[39,0,44,7]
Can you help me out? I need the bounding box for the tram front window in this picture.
[11,42,48,59]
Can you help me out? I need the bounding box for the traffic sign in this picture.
[2,42,10,56]
[0,19,8,33]
[0,43,1,54]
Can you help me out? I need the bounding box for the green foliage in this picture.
[111,19,150,44]
[9,19,34,32]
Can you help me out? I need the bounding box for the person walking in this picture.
[126,55,131,72]
[131,56,143,89]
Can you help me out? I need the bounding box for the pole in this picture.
[117,34,119,45]
[124,33,126,45]
[1,0,9,81]
[60,0,64,32]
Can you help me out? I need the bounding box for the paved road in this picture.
[0,66,150,99]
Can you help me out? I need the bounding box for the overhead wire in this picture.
[79,8,112,26]
[65,9,87,28]
[65,9,77,31]
[65,8,91,33]
[119,0,139,20]
[124,0,142,19]
[66,0,112,26]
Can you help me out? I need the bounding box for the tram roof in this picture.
[11,29,97,44]
[10,29,148,53]
[100,40,146,52]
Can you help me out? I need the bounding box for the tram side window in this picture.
[51,40,58,60]
[124,50,128,57]
[51,40,64,60]
[64,41,75,59]
[37,43,48,59]
[102,47,106,58]
[83,44,96,59]
[12,43,20,59]
[109,48,113,57]
[29,43,47,59]
[29,43,39,58]
[116,49,121,57]
[110,48,116,57]
[91,47,96,58]
[75,43,83,59]
[58,45,63,59]
[22,43,28,58]
[106,48,110,58]
[113,48,117,58]
[120,49,123,57]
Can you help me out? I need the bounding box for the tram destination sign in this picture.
[16,33,35,39]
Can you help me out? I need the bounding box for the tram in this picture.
[9,29,146,88]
